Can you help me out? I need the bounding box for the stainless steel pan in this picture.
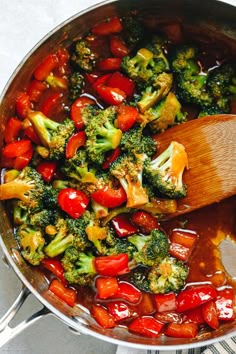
[0,0,236,350]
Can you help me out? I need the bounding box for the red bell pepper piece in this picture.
[2,139,32,158]
[165,322,198,338]
[4,117,22,144]
[113,281,141,304]
[58,188,89,219]
[107,71,135,97]
[65,131,86,159]
[215,287,235,321]
[131,211,160,234]
[102,147,121,169]
[170,229,198,249]
[91,185,127,208]
[154,292,177,313]
[97,58,122,72]
[1,155,15,169]
[95,84,126,105]
[96,276,119,299]
[111,214,138,237]
[138,293,155,315]
[177,284,217,313]
[115,104,138,132]
[155,311,182,324]
[110,35,129,58]
[202,300,219,329]
[70,96,96,130]
[92,73,112,90]
[95,254,129,277]
[56,48,70,75]
[91,16,123,36]
[169,243,192,262]
[41,258,66,284]
[107,301,132,322]
[41,92,63,117]
[49,279,76,307]
[128,316,164,338]
[91,304,116,328]
[13,147,33,170]
[34,53,59,81]
[15,92,31,119]
[27,79,47,102]
[36,161,57,183]
[161,22,183,44]
[183,306,205,325]
[23,125,41,145]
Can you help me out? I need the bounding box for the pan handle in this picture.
[0,284,50,349]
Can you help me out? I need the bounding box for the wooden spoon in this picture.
[154,114,236,217]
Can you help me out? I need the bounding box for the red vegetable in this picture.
[169,229,198,261]
[107,71,135,97]
[58,188,89,219]
[92,73,112,90]
[4,117,22,144]
[34,53,58,81]
[13,147,33,170]
[15,92,31,119]
[95,84,126,105]
[96,276,119,299]
[107,301,132,322]
[111,214,138,237]
[183,306,205,325]
[202,300,219,329]
[23,125,41,145]
[165,322,198,338]
[49,279,76,307]
[27,79,47,102]
[97,58,122,71]
[36,161,57,183]
[177,284,217,313]
[95,254,129,276]
[128,316,164,338]
[2,139,32,159]
[110,35,129,58]
[70,96,95,130]
[169,243,191,262]
[65,131,86,159]
[91,185,127,208]
[116,105,138,132]
[114,281,141,304]
[91,16,123,36]
[41,258,66,284]
[154,292,177,313]
[131,211,160,234]
[138,293,155,315]
[102,147,121,169]
[215,287,235,321]
[91,304,116,328]
[41,92,63,117]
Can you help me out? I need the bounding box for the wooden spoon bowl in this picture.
[154,114,236,216]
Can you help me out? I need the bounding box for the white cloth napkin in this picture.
[116,336,236,354]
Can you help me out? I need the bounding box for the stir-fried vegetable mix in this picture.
[1,14,236,339]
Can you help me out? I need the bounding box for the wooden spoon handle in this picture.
[154,114,236,216]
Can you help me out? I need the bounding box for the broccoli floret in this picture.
[120,125,157,157]
[128,229,170,267]
[61,149,98,185]
[17,224,45,266]
[67,211,92,251]
[110,152,148,208]
[70,39,97,72]
[137,72,173,112]
[44,218,74,258]
[140,92,187,132]
[0,167,45,212]
[130,265,151,292]
[13,203,29,225]
[148,256,188,294]
[122,17,146,47]
[68,72,85,101]
[61,247,96,286]
[146,35,170,71]
[28,111,75,160]
[144,141,188,199]
[170,45,199,76]
[85,107,122,165]
[42,185,60,209]
[121,46,168,85]
[29,209,55,229]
